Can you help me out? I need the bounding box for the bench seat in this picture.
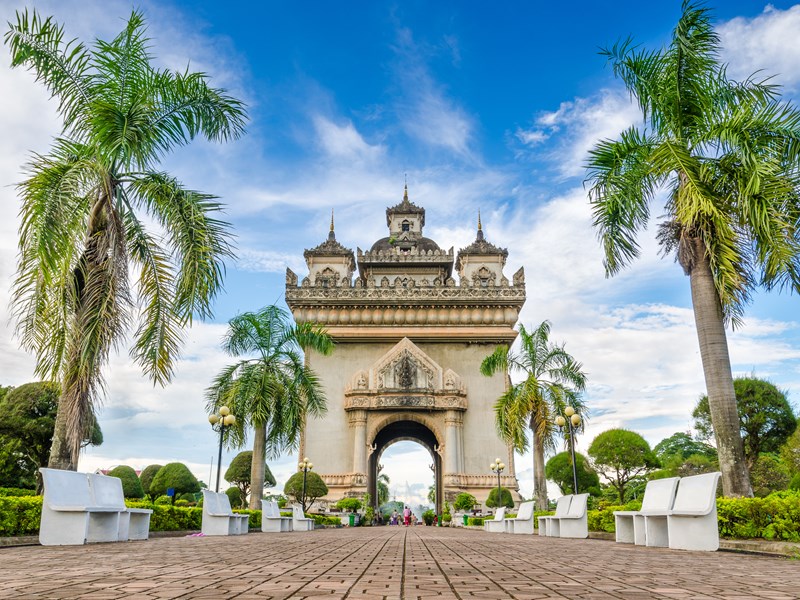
[202,490,250,535]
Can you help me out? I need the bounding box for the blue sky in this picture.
[1,1,799,507]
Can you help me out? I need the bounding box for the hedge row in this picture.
[0,488,36,498]
[4,492,798,540]
[0,497,338,536]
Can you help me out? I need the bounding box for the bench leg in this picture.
[87,512,121,543]
[668,513,719,551]
[633,515,647,546]
[39,508,90,546]
[128,513,152,540]
[118,512,131,541]
[614,515,634,544]
[644,515,669,547]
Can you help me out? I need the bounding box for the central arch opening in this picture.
[368,419,442,515]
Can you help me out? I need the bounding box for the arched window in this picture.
[401,220,411,232]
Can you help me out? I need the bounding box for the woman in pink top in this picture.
[403,506,411,526]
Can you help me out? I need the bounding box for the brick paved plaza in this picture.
[1,526,798,599]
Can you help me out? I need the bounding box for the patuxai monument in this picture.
[285,186,527,511]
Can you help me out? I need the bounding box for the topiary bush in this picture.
[422,509,435,525]
[226,487,242,509]
[717,490,800,541]
[453,492,477,512]
[486,487,514,509]
[335,498,362,512]
[149,462,200,502]
[467,517,484,526]
[107,465,144,499]
[0,496,42,535]
[139,464,163,500]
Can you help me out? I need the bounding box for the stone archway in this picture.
[367,419,443,515]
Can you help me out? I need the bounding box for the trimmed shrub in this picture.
[454,492,477,512]
[467,517,484,526]
[149,463,200,501]
[486,487,514,509]
[422,509,435,525]
[335,498,362,512]
[0,487,36,497]
[139,464,163,499]
[717,490,800,541]
[0,496,42,535]
[107,465,144,499]
[154,495,172,506]
[226,487,242,509]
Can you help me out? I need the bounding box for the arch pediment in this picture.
[345,337,466,411]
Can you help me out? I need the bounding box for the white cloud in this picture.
[719,5,800,91]
[237,249,307,274]
[391,27,475,158]
[516,89,641,178]
[312,115,385,162]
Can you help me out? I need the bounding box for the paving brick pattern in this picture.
[0,526,797,599]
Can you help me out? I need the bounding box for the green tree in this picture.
[749,454,790,497]
[588,429,659,503]
[586,2,800,498]
[780,420,800,475]
[284,470,328,512]
[4,10,246,471]
[694,377,796,468]
[0,382,102,491]
[481,320,587,510]
[207,305,333,509]
[224,451,275,506]
[545,451,600,495]
[453,492,477,512]
[427,485,435,505]
[107,465,144,499]
[139,464,163,500]
[485,487,514,509]
[149,462,201,502]
[225,487,243,509]
[653,432,717,463]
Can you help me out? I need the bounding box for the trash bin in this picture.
[462,514,469,526]
[348,513,356,527]
[437,514,442,526]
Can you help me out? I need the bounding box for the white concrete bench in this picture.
[201,490,250,535]
[40,468,151,545]
[667,471,721,551]
[613,477,678,545]
[261,500,292,532]
[551,493,588,538]
[292,504,315,531]
[88,473,152,541]
[505,501,535,534]
[537,495,571,537]
[483,506,507,533]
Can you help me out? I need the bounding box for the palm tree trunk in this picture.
[688,242,752,497]
[48,408,75,470]
[249,422,267,509]
[531,422,548,510]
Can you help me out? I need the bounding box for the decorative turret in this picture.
[455,212,510,287]
[299,209,356,287]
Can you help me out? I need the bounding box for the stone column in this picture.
[444,411,463,475]
[350,410,368,475]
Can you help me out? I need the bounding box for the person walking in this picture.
[403,505,411,527]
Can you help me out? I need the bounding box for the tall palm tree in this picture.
[481,321,587,510]
[4,10,246,469]
[377,472,390,507]
[206,305,333,509]
[586,2,800,497]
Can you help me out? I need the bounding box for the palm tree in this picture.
[206,305,333,509]
[586,2,800,497]
[481,321,587,510]
[377,472,390,507]
[4,10,246,469]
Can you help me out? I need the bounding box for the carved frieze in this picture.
[344,394,466,411]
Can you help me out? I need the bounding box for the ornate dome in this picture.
[369,236,441,253]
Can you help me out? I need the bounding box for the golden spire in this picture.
[477,209,482,231]
[403,183,409,202]
[330,208,335,232]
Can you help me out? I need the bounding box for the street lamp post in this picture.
[299,457,313,512]
[555,406,582,494]
[208,406,236,493]
[490,458,505,508]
